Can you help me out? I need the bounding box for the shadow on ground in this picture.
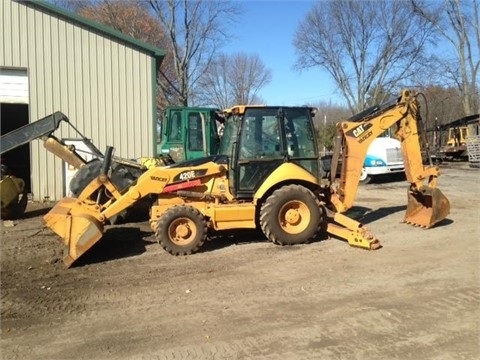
[348,205,406,224]
[202,227,329,253]
[202,229,268,253]
[73,227,155,267]
[348,205,453,228]
[19,203,53,219]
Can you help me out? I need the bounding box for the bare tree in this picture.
[148,0,242,106]
[412,0,480,115]
[293,0,434,113]
[197,53,272,108]
[422,86,465,126]
[59,1,165,48]
[229,53,272,105]
[77,1,159,43]
[195,54,231,109]
[311,101,351,152]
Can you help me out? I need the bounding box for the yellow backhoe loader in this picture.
[44,89,450,267]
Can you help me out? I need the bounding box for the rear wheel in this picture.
[69,159,144,224]
[260,184,322,245]
[69,159,102,197]
[156,205,207,255]
[359,167,372,184]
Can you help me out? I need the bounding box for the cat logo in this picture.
[150,176,168,182]
[346,123,373,138]
[353,124,366,137]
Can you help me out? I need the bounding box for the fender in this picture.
[254,162,319,202]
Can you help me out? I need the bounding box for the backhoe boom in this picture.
[329,89,450,228]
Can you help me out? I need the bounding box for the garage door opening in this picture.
[1,103,31,192]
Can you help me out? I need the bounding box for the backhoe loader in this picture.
[44,89,450,267]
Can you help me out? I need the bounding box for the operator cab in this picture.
[219,106,320,198]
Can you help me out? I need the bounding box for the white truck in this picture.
[360,134,404,183]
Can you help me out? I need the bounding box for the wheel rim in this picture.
[278,200,310,234]
[168,217,197,245]
[359,167,368,181]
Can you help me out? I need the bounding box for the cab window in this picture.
[188,112,204,151]
[167,111,182,141]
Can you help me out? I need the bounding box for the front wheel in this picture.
[359,167,372,184]
[260,185,322,245]
[156,205,207,255]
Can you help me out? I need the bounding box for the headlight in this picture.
[366,158,386,166]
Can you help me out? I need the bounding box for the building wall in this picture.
[1,0,156,200]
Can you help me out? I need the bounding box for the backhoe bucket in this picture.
[44,198,104,267]
[404,186,450,228]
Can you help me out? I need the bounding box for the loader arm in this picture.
[44,150,227,267]
[329,89,450,228]
[1,112,67,154]
[1,111,103,169]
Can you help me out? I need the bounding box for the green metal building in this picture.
[1,0,165,201]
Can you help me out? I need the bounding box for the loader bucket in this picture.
[44,198,104,267]
[404,186,450,228]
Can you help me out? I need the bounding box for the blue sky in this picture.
[223,1,342,106]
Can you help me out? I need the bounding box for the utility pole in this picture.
[323,114,327,154]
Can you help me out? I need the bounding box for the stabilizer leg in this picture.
[325,210,381,250]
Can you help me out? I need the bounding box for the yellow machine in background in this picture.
[44,89,450,267]
[0,169,27,220]
[438,114,480,161]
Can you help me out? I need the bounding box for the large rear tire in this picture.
[69,159,102,197]
[156,205,207,255]
[70,159,143,196]
[69,159,144,224]
[260,184,322,245]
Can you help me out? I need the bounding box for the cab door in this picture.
[162,109,185,162]
[233,107,319,199]
[235,109,284,199]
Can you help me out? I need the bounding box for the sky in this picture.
[222,1,342,106]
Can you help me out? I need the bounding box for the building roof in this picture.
[439,114,480,130]
[22,0,165,64]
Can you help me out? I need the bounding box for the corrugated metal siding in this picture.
[1,0,155,200]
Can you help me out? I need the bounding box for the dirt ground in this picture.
[1,163,479,360]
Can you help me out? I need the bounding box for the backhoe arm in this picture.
[329,89,450,228]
